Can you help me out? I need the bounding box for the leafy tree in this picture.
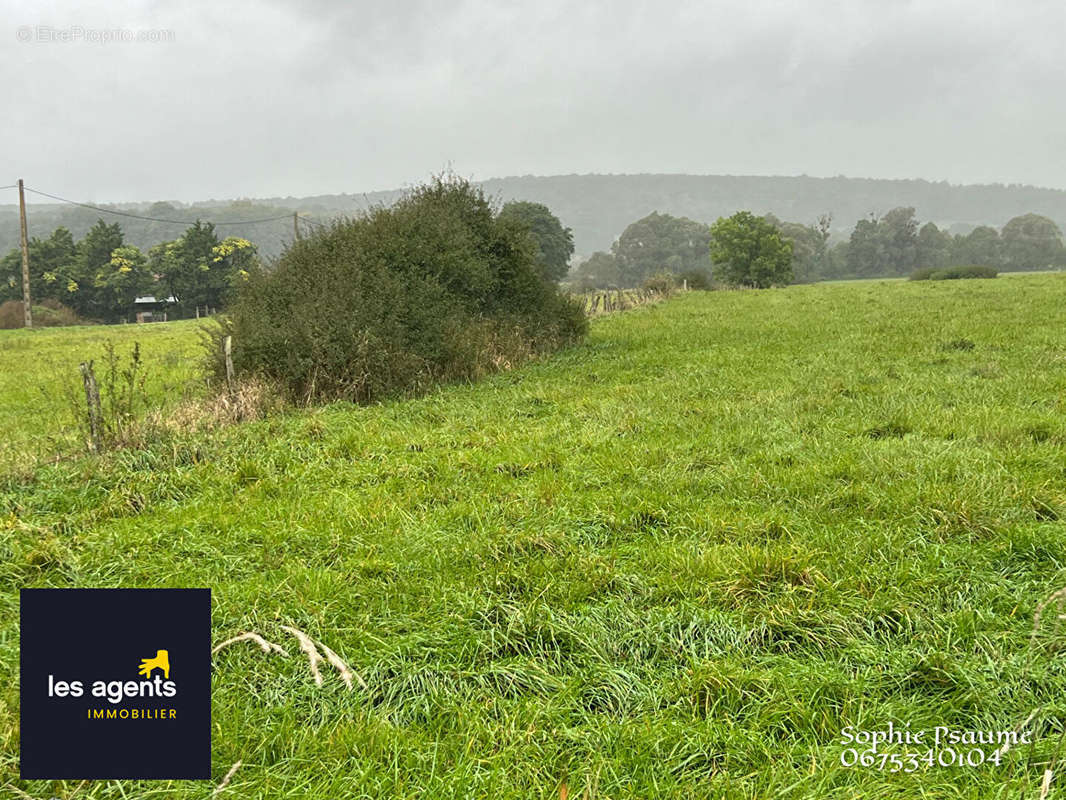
[209,237,260,305]
[152,221,226,310]
[878,207,919,275]
[32,227,79,302]
[812,213,833,278]
[1000,213,1066,270]
[916,222,953,269]
[0,249,19,303]
[147,239,183,295]
[612,212,711,286]
[92,245,154,321]
[951,225,1001,267]
[65,220,125,317]
[764,213,826,283]
[709,211,793,288]
[1,227,78,304]
[497,201,574,283]
[846,216,881,277]
[569,251,621,290]
[846,207,918,276]
[18,221,157,320]
[824,240,850,279]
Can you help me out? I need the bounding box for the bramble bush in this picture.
[208,176,586,403]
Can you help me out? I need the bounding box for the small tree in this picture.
[209,236,259,306]
[497,201,574,283]
[952,225,1001,268]
[67,220,125,317]
[710,211,793,288]
[1000,213,1066,270]
[612,212,711,286]
[569,251,621,289]
[916,221,953,269]
[152,220,223,311]
[93,245,154,321]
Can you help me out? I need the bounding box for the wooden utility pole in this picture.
[293,211,300,241]
[17,179,31,328]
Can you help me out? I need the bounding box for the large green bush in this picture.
[210,176,586,402]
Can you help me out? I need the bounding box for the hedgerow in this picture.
[909,265,998,281]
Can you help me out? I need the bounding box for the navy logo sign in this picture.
[20,588,211,779]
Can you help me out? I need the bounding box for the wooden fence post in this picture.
[80,360,102,452]
[224,335,234,388]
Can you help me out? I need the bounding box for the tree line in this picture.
[0,200,573,327]
[5,198,1061,325]
[0,219,260,322]
[568,208,1066,289]
[10,174,1066,264]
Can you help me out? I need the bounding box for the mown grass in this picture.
[3,275,1066,798]
[0,321,203,470]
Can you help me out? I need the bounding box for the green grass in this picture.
[0,320,203,469]
[3,275,1066,798]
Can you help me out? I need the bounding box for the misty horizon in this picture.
[10,168,1066,209]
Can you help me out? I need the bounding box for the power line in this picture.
[0,184,17,191]
[22,186,295,226]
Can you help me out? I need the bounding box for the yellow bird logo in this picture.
[138,649,170,679]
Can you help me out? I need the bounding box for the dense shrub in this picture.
[210,176,587,403]
[909,265,998,281]
[0,299,83,329]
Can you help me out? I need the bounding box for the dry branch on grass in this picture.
[281,625,363,691]
[282,625,324,686]
[212,760,242,797]
[213,626,360,691]
[1040,768,1054,800]
[319,639,367,690]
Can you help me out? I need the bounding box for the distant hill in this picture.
[5,173,1066,261]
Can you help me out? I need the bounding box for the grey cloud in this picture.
[2,0,1064,202]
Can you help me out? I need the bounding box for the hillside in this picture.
[4,276,1066,797]
[5,174,1066,261]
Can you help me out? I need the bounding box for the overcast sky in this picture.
[3,0,1065,203]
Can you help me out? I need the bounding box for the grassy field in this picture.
[0,320,204,470]
[3,275,1066,798]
